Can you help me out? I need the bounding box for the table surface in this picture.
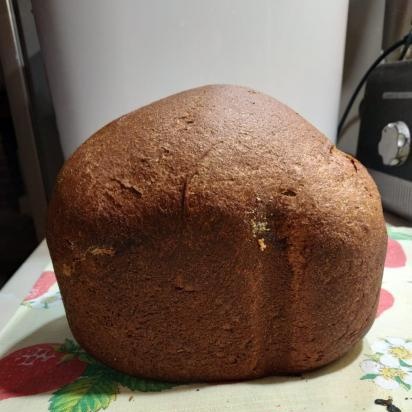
[0,240,49,331]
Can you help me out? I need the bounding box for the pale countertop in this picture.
[0,212,410,333]
[0,240,50,331]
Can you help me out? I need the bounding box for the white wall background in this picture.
[32,0,348,158]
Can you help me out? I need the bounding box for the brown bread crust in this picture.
[47,85,387,382]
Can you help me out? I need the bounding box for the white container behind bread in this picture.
[32,0,348,158]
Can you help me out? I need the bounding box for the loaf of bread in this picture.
[47,85,387,382]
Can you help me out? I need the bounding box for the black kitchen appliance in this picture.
[357,60,412,220]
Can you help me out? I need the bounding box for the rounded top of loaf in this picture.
[48,85,384,255]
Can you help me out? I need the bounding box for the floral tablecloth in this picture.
[0,225,411,412]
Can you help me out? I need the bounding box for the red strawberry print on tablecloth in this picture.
[376,288,394,318]
[0,343,86,400]
[385,238,407,268]
[22,271,61,309]
[24,271,56,300]
[0,340,177,412]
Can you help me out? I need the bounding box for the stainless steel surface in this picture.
[0,0,47,238]
[378,121,411,165]
[370,169,412,220]
[383,0,412,60]
[13,0,64,198]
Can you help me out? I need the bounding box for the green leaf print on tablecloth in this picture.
[0,338,178,412]
[47,339,179,412]
[107,370,175,392]
[49,369,118,412]
[387,226,412,241]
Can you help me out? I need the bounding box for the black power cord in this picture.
[398,31,412,60]
[337,32,412,139]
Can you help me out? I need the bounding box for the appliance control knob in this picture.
[378,121,410,166]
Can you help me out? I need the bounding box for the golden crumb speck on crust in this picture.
[89,247,116,256]
[61,263,72,277]
[257,238,267,251]
[251,219,270,237]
